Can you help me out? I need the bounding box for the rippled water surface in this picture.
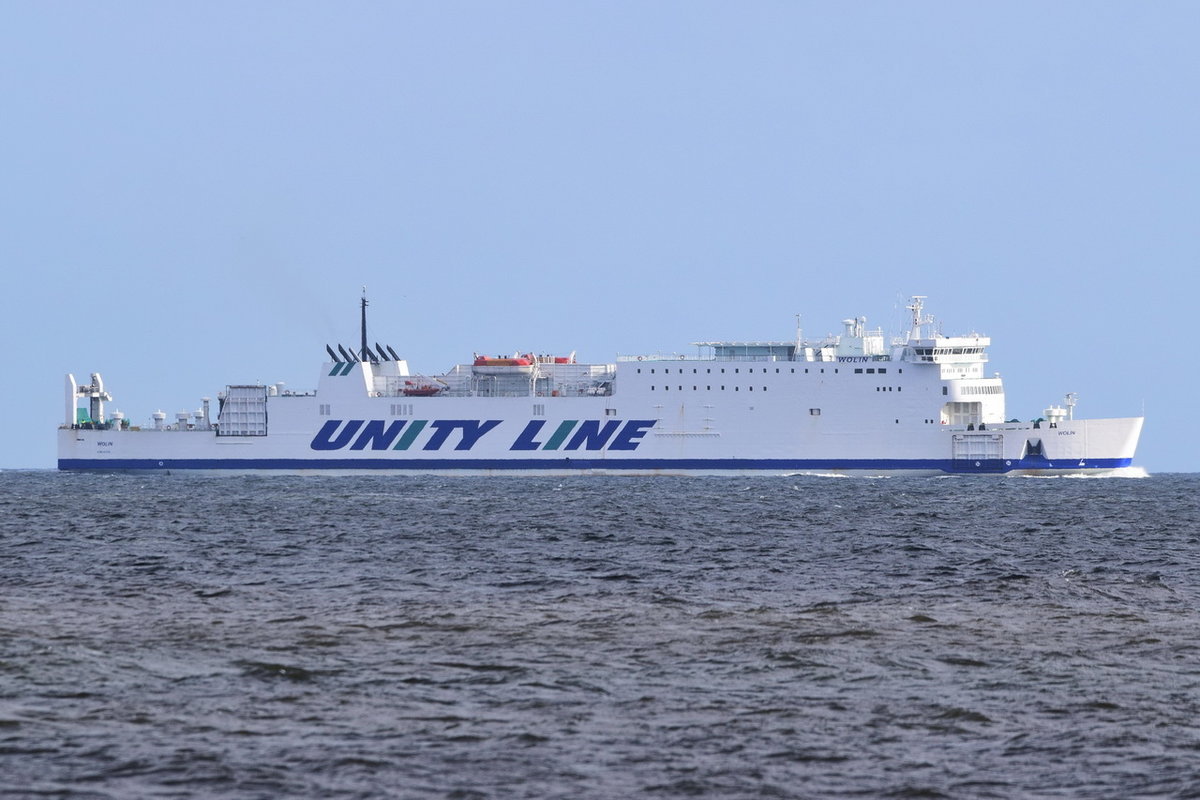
[2,472,1199,799]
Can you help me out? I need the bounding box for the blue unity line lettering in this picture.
[310,419,656,453]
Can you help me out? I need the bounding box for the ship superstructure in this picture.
[58,296,1143,475]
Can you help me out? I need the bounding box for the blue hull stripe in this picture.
[57,457,1134,473]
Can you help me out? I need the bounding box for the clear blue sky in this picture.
[2,2,1194,471]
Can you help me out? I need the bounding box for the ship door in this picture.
[217,385,269,436]
[951,433,1004,472]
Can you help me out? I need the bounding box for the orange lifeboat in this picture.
[472,353,535,375]
[473,355,533,368]
[401,379,444,397]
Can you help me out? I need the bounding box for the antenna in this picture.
[906,295,933,340]
[360,287,373,362]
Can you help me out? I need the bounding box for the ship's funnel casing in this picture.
[65,374,77,426]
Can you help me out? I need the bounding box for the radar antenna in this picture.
[906,295,933,340]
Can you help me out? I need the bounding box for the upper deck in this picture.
[623,297,991,369]
[228,296,1000,412]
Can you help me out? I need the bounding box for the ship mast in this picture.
[360,287,373,363]
[906,295,933,341]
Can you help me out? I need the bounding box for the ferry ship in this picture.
[58,296,1143,475]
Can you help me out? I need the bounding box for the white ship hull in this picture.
[57,416,1142,476]
[58,298,1144,476]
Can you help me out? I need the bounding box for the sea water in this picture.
[1,472,1197,799]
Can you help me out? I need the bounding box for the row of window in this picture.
[960,385,1003,395]
[640,366,791,375]
[637,366,903,376]
[913,347,984,356]
[647,384,909,394]
[651,385,769,392]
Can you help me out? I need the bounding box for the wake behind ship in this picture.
[58,296,1143,475]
